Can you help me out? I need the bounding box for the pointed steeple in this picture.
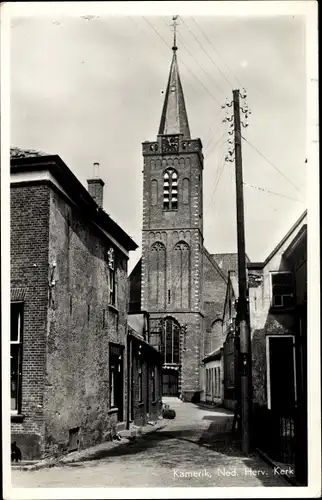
[158,16,191,139]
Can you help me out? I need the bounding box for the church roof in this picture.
[158,49,191,138]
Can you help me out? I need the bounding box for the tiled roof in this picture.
[10,147,49,159]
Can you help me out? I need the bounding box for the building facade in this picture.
[220,211,307,483]
[10,149,139,459]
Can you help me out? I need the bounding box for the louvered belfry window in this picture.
[163,169,178,210]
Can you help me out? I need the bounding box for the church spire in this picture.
[158,16,191,139]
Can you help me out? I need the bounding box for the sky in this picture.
[9,5,311,273]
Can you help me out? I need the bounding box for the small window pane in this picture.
[283,295,295,308]
[273,284,293,296]
[273,295,283,306]
[272,273,292,285]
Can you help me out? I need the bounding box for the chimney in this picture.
[87,162,105,208]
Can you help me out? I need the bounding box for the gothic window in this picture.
[182,178,190,204]
[11,303,23,413]
[163,168,178,210]
[163,317,180,364]
[151,179,158,206]
[173,241,190,309]
[149,242,166,309]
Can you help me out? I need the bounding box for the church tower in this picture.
[141,21,204,401]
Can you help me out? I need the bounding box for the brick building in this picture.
[129,44,234,402]
[10,148,139,459]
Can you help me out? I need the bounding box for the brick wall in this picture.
[10,183,50,459]
[202,250,227,359]
[43,187,129,456]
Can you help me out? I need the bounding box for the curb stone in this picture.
[12,420,168,472]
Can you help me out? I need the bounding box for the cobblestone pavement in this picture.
[11,399,290,488]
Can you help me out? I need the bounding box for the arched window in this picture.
[149,242,166,309]
[151,179,158,206]
[173,241,190,309]
[163,168,178,210]
[164,317,180,364]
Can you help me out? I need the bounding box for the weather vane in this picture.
[172,15,179,51]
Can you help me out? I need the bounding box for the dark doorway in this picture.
[162,369,179,396]
[269,336,296,415]
[109,343,124,422]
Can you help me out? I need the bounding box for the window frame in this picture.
[10,302,24,414]
[270,271,295,310]
[163,168,178,210]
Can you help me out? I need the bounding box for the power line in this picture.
[205,130,227,158]
[176,33,223,107]
[241,135,305,198]
[191,17,244,90]
[181,17,234,91]
[204,120,225,154]
[203,108,224,151]
[128,16,199,99]
[239,181,305,204]
[205,136,227,213]
[162,16,227,101]
[142,17,221,109]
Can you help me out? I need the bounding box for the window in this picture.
[11,303,23,412]
[163,169,178,210]
[163,317,180,364]
[107,247,116,306]
[271,272,295,309]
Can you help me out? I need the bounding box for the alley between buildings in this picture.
[12,399,289,488]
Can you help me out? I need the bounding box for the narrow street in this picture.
[12,399,289,488]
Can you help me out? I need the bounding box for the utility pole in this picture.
[232,89,252,454]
